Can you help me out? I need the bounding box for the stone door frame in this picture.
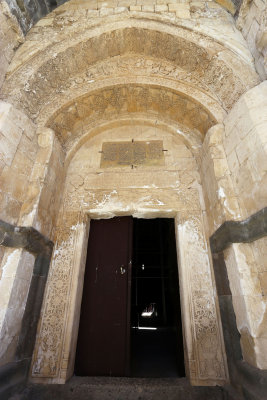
[31,203,228,386]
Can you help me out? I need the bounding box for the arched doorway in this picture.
[30,123,228,385]
[1,0,259,388]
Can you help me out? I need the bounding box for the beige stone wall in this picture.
[0,0,24,90]
[200,82,267,236]
[213,82,267,370]
[237,0,267,80]
[0,103,64,237]
[200,123,242,236]
[223,81,267,219]
[0,101,37,225]
[0,114,64,366]
[52,0,236,17]
[18,128,65,239]
[224,240,267,369]
[0,249,35,366]
[199,81,267,370]
[2,0,258,119]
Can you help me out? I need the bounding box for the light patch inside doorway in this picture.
[100,140,164,168]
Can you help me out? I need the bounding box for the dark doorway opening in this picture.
[131,218,185,377]
[74,217,185,378]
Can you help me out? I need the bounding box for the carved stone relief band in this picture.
[0,219,53,399]
[177,212,228,385]
[210,207,267,254]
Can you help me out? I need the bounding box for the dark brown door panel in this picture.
[75,217,132,376]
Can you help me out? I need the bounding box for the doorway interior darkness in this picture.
[131,218,185,378]
[74,217,185,378]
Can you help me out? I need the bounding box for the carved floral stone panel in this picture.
[177,212,228,384]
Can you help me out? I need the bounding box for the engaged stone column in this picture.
[176,211,228,385]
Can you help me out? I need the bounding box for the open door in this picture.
[75,217,133,376]
[131,218,185,377]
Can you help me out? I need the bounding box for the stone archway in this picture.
[30,123,228,385]
[0,0,262,392]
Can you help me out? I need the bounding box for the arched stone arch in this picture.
[44,83,222,152]
[1,16,259,121]
[1,1,264,394]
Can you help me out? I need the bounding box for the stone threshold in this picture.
[17,376,227,400]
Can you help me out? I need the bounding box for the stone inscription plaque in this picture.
[100,140,164,167]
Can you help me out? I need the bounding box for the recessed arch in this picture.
[64,116,203,167]
[45,83,221,152]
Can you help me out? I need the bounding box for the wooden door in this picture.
[75,217,133,376]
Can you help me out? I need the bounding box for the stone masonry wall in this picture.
[0,1,24,90]
[224,239,267,369]
[200,124,242,237]
[199,81,267,370]
[4,0,240,33]
[223,81,267,220]
[0,101,37,227]
[31,123,228,385]
[0,109,64,368]
[237,0,267,80]
[220,82,267,370]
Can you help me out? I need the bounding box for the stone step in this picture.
[16,377,226,400]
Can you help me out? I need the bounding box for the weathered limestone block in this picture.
[223,81,267,219]
[19,127,65,240]
[0,101,37,225]
[3,0,243,37]
[224,241,267,369]
[214,0,236,14]
[200,124,241,235]
[0,248,35,366]
[0,1,24,89]
[237,0,267,80]
[176,211,228,385]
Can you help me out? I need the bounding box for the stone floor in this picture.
[12,377,230,400]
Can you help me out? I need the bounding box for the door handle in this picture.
[120,266,126,275]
